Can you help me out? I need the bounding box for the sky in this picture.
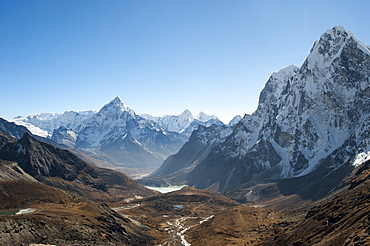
[1,0,370,123]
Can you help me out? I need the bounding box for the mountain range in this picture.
[1,25,370,245]
[10,96,229,177]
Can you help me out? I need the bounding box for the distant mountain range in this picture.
[9,96,234,177]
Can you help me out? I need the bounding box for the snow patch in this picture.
[144,185,187,194]
[353,151,370,167]
[10,119,49,138]
[16,208,37,215]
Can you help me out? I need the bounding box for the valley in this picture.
[1,25,370,245]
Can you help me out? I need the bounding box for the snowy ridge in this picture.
[307,25,370,71]
[141,109,195,133]
[195,111,218,122]
[11,110,96,137]
[9,96,191,172]
[141,109,223,135]
[10,119,49,138]
[228,115,242,126]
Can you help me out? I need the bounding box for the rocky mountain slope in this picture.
[0,131,156,202]
[150,26,370,200]
[0,118,30,139]
[144,124,234,185]
[0,180,152,246]
[172,146,370,246]
[0,160,37,182]
[0,124,159,244]
[268,158,370,245]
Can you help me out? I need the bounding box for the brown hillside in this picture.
[0,132,156,202]
[0,180,152,246]
[186,205,297,246]
[268,159,370,245]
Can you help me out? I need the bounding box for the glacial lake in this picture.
[144,185,187,193]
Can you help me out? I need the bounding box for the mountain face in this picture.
[155,26,370,196]
[0,132,107,198]
[72,96,187,172]
[51,126,77,148]
[146,124,234,184]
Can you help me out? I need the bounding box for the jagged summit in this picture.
[112,95,125,105]
[256,65,299,112]
[140,109,223,135]
[229,115,242,126]
[307,25,370,70]
[99,96,132,115]
[179,109,195,121]
[270,65,299,81]
[196,111,217,122]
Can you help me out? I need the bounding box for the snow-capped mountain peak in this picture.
[179,109,195,121]
[182,26,370,195]
[97,96,136,118]
[111,95,126,106]
[307,25,370,71]
[140,110,223,135]
[229,115,242,126]
[106,96,127,110]
[195,111,218,122]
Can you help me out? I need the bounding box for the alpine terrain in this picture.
[11,96,223,177]
[150,25,370,202]
[2,25,370,246]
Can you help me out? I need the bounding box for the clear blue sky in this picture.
[1,0,369,123]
